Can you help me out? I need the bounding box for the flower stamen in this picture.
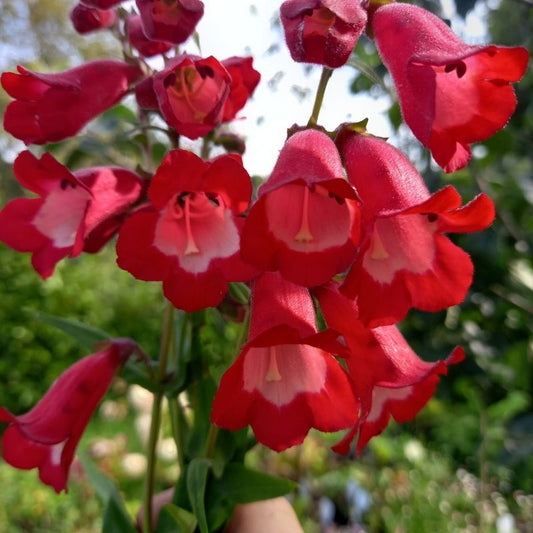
[184,195,200,255]
[294,186,314,242]
[369,226,389,260]
[265,346,282,382]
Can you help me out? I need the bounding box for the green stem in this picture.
[143,300,175,533]
[307,67,333,128]
[203,424,220,459]
[167,311,190,472]
[169,398,187,471]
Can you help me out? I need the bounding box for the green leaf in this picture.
[187,376,217,458]
[79,454,136,533]
[186,458,211,533]
[152,142,169,166]
[211,429,249,479]
[210,463,296,504]
[79,454,124,507]
[157,504,197,533]
[103,498,137,533]
[32,311,109,349]
[487,391,530,422]
[346,58,386,90]
[102,103,138,125]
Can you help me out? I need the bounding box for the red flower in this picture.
[0,151,143,279]
[0,339,137,493]
[372,3,529,173]
[135,55,231,139]
[280,0,367,68]
[80,0,123,8]
[1,60,141,145]
[241,129,361,287]
[116,149,256,312]
[221,57,261,123]
[339,133,495,327]
[135,0,204,44]
[211,272,359,451]
[315,282,464,454]
[127,15,173,58]
[70,3,117,34]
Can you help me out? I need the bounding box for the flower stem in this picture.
[143,299,175,533]
[203,424,220,459]
[307,67,333,128]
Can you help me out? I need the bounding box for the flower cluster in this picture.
[0,0,527,493]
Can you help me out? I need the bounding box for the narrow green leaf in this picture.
[80,455,136,533]
[157,504,197,533]
[79,454,124,507]
[102,103,138,125]
[346,58,386,90]
[186,458,211,533]
[102,498,137,533]
[32,311,109,349]
[211,463,296,504]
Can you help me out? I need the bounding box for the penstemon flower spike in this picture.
[0,1,528,531]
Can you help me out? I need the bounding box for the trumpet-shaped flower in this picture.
[372,3,529,172]
[315,282,464,454]
[2,60,141,144]
[241,129,361,288]
[135,54,231,139]
[0,151,143,279]
[69,3,117,34]
[136,0,204,44]
[127,15,173,57]
[116,149,256,312]
[212,272,359,451]
[280,0,367,68]
[0,339,137,493]
[339,133,495,327]
[221,56,261,123]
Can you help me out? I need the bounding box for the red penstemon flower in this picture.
[1,60,142,145]
[241,129,361,287]
[371,2,529,172]
[116,149,256,312]
[315,282,464,454]
[280,0,367,68]
[211,272,359,451]
[221,56,261,123]
[0,339,138,493]
[135,0,204,44]
[135,54,231,139]
[339,132,495,327]
[126,15,173,58]
[80,0,123,8]
[0,151,143,279]
[69,3,117,34]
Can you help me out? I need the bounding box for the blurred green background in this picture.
[0,0,532,531]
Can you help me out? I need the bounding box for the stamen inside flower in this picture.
[294,186,313,242]
[265,346,282,382]
[369,226,389,260]
[155,190,241,273]
[183,195,200,255]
